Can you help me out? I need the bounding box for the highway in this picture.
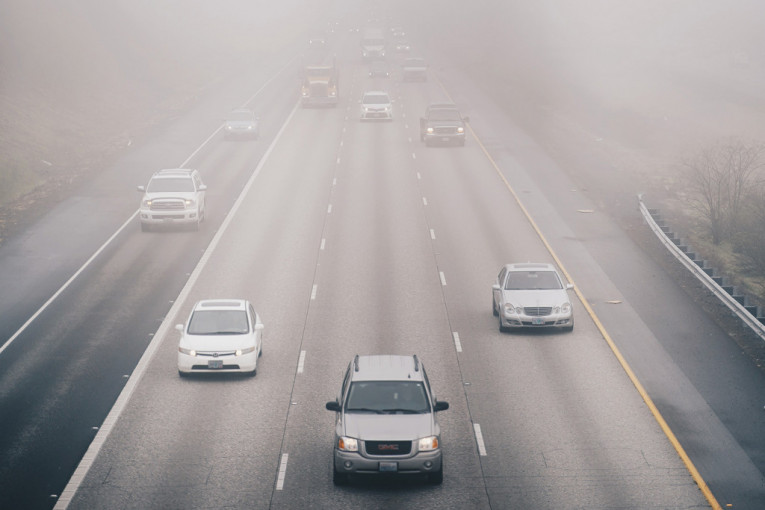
[1,5,764,510]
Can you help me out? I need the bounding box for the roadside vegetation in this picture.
[682,139,765,303]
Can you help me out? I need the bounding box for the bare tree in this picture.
[684,139,764,244]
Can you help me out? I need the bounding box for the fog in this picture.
[2,0,765,204]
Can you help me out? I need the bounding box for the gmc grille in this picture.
[365,440,412,456]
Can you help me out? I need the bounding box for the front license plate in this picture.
[379,462,398,472]
[531,317,545,325]
[208,359,223,369]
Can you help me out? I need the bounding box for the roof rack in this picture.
[413,354,420,372]
[353,354,360,372]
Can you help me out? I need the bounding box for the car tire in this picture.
[427,466,443,485]
[498,315,508,333]
[248,367,257,377]
[178,370,188,378]
[333,468,349,486]
[492,297,498,317]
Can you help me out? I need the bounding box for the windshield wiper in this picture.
[381,408,423,414]
[345,407,384,414]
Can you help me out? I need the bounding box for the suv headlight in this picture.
[178,346,196,356]
[337,437,358,452]
[418,436,439,451]
[142,199,152,207]
[184,199,196,207]
[427,127,434,134]
[457,127,464,133]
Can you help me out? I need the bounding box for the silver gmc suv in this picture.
[325,354,449,485]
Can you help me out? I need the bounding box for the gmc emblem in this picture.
[378,444,399,451]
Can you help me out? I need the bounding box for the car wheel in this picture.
[492,297,498,316]
[333,468,349,486]
[178,370,188,378]
[258,344,262,357]
[248,367,257,377]
[427,466,443,485]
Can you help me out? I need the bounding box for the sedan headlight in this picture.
[561,302,572,314]
[235,346,256,356]
[418,436,439,451]
[503,303,521,315]
[178,346,196,357]
[337,436,358,452]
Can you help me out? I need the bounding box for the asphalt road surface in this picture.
[1,7,764,510]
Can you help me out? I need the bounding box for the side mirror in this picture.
[326,401,341,412]
[137,185,146,192]
[175,324,184,333]
[434,401,449,412]
[198,184,208,191]
[255,323,265,331]
[492,284,500,291]
[566,283,574,290]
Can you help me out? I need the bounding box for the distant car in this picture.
[390,26,406,38]
[492,263,574,332]
[326,354,449,485]
[224,108,259,140]
[401,57,428,81]
[368,60,390,78]
[393,39,411,53]
[308,34,327,46]
[359,90,393,120]
[137,169,206,232]
[177,299,264,377]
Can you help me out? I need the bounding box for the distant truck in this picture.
[301,57,339,107]
[361,28,386,60]
[401,57,428,82]
[419,104,470,146]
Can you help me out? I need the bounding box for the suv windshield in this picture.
[227,111,254,121]
[505,271,562,290]
[187,310,249,335]
[147,177,195,193]
[346,381,429,414]
[429,109,461,121]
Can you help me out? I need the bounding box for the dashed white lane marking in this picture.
[336,156,340,165]
[311,285,318,300]
[422,197,428,206]
[416,172,421,180]
[320,238,326,250]
[340,140,344,147]
[408,136,412,142]
[412,153,417,160]
[439,271,447,286]
[276,453,289,490]
[452,332,462,353]
[327,204,333,214]
[297,350,306,374]
[333,177,337,186]
[430,229,436,240]
[473,424,487,456]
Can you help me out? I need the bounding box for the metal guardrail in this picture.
[638,194,765,343]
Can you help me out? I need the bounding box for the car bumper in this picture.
[177,351,257,374]
[500,313,573,328]
[140,210,199,225]
[334,449,442,476]
[423,133,466,145]
[360,111,392,120]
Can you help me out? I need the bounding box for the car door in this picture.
[494,267,507,311]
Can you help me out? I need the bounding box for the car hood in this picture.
[427,119,463,127]
[342,413,435,440]
[180,333,256,352]
[501,289,569,307]
[362,102,391,108]
[143,190,198,200]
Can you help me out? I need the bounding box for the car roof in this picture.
[363,90,389,96]
[152,168,196,179]
[505,262,557,272]
[193,299,248,311]
[351,355,424,382]
[228,108,254,115]
[427,103,458,110]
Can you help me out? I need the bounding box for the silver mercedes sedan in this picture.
[492,263,574,332]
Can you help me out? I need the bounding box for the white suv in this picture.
[137,169,206,231]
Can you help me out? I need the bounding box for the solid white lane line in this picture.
[439,271,447,286]
[473,424,487,456]
[53,99,302,510]
[311,285,318,300]
[320,238,326,250]
[276,453,289,490]
[297,350,306,374]
[452,332,462,353]
[430,229,436,240]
